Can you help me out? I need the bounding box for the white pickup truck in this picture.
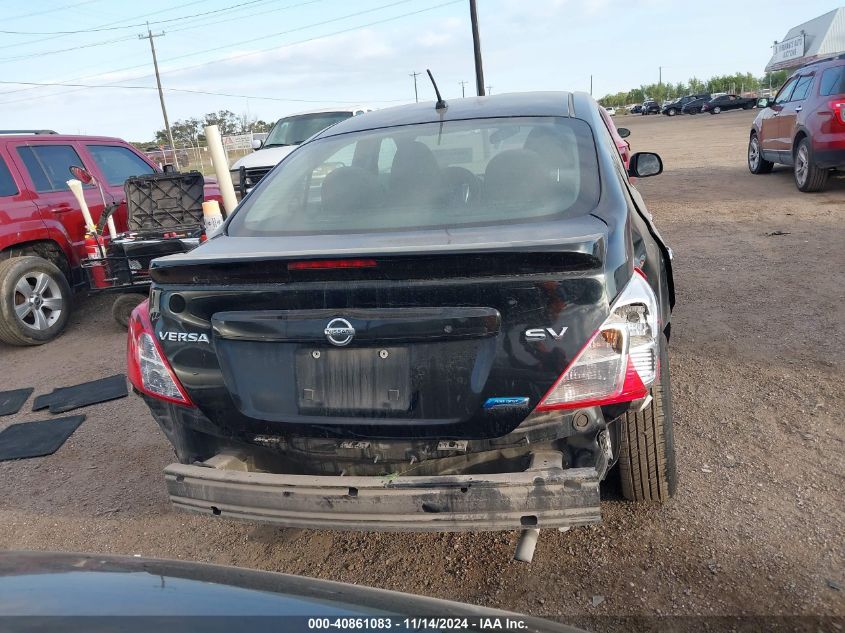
[230,107,371,197]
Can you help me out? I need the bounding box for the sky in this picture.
[0,0,839,141]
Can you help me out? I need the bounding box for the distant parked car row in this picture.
[659,93,758,116]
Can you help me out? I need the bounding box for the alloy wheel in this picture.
[749,137,760,170]
[795,145,809,187]
[13,271,63,331]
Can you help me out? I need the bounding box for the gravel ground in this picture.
[0,109,842,629]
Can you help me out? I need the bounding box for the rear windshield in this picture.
[227,117,600,236]
[264,112,353,148]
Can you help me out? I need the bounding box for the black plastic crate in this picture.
[125,172,205,231]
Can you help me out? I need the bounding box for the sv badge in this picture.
[524,326,568,342]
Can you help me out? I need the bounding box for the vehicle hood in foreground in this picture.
[0,551,585,632]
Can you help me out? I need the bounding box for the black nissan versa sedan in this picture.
[128,91,676,535]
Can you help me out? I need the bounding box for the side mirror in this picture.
[251,138,263,150]
[163,164,177,174]
[68,165,94,185]
[628,152,663,178]
[757,97,771,109]
[617,127,631,139]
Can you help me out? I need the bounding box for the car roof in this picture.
[0,133,130,144]
[313,92,574,139]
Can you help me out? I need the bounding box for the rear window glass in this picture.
[16,144,86,192]
[228,117,600,236]
[819,65,845,96]
[87,145,155,185]
[0,157,18,197]
[264,112,354,148]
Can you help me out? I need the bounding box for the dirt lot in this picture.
[0,109,842,628]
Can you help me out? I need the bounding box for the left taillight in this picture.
[127,300,195,406]
[535,270,659,411]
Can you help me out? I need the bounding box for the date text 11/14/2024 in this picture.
[307,617,530,630]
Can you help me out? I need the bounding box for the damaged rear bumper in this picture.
[164,457,601,532]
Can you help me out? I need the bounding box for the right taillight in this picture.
[536,270,659,411]
[127,300,195,406]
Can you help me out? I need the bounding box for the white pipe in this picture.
[106,216,117,239]
[66,179,96,232]
[204,124,238,215]
[514,528,540,563]
[202,200,224,238]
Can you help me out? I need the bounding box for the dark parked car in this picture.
[749,54,845,192]
[129,92,676,538]
[641,100,660,115]
[662,94,711,116]
[681,96,711,114]
[701,94,756,114]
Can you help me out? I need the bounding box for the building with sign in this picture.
[766,7,845,72]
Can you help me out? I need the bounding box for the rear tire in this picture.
[794,137,829,192]
[0,256,71,346]
[748,133,774,174]
[112,293,146,328]
[618,334,677,502]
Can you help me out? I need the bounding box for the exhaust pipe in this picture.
[514,528,540,563]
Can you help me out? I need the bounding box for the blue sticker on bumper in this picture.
[483,397,530,409]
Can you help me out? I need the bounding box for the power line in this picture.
[155,0,461,80]
[0,0,406,72]
[6,0,100,22]
[0,34,139,63]
[0,0,209,52]
[0,1,326,91]
[0,0,273,35]
[0,78,406,103]
[0,0,461,105]
[0,0,290,64]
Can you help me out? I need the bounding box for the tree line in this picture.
[148,110,275,147]
[598,70,790,107]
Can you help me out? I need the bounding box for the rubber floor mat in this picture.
[32,374,127,414]
[0,415,85,461]
[0,388,33,416]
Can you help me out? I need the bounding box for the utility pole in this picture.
[590,75,593,96]
[469,0,485,96]
[409,71,420,102]
[459,80,468,98]
[486,85,492,95]
[140,23,179,170]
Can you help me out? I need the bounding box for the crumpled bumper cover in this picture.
[164,463,601,532]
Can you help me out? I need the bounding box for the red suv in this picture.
[748,54,845,192]
[0,131,220,346]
